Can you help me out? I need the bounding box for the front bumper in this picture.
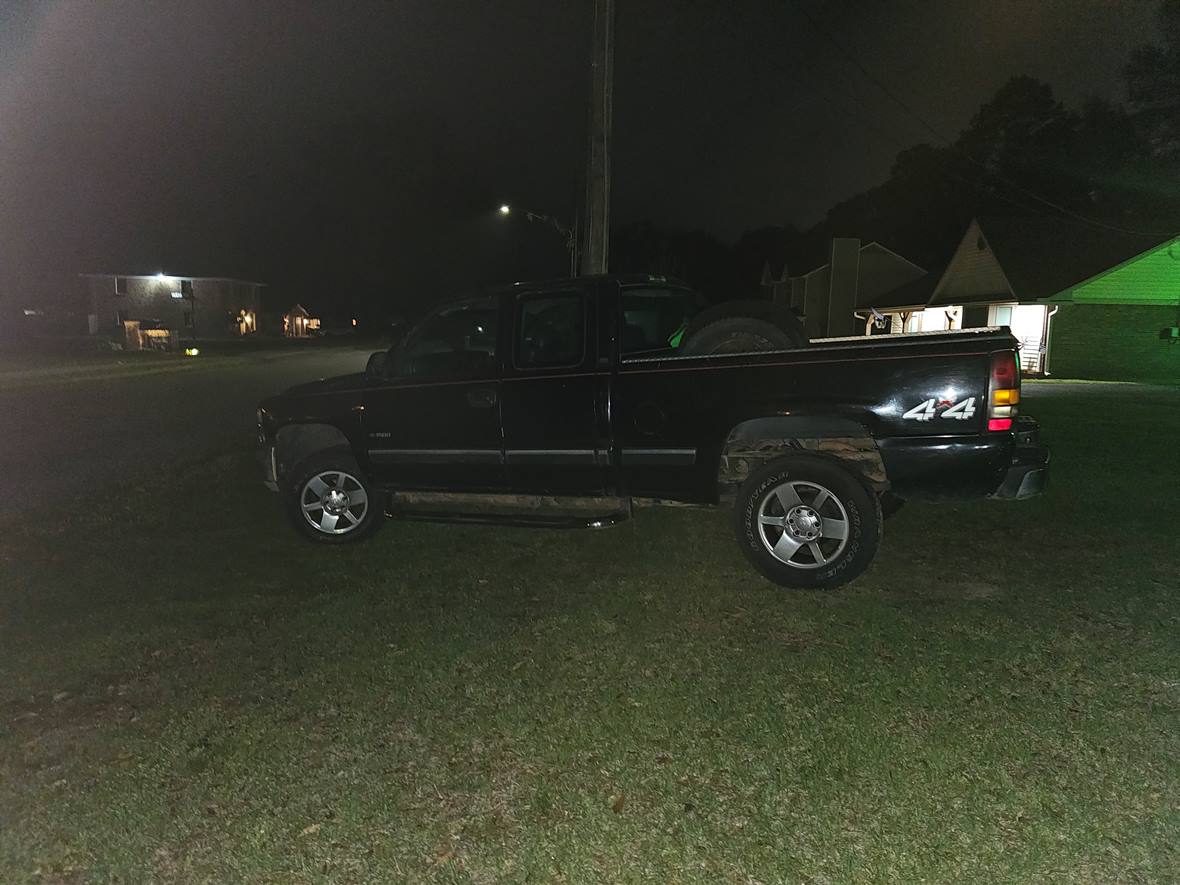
[257,444,279,492]
[991,417,1050,500]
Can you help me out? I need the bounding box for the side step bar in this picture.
[389,510,631,529]
[384,491,632,529]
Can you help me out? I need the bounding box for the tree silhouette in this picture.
[1125,0,1180,160]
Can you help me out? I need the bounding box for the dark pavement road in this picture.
[0,348,370,515]
[3,362,1172,519]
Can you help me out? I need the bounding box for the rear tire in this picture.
[285,448,383,544]
[734,455,881,589]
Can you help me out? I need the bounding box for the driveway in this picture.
[5,370,1170,518]
[1022,378,1179,400]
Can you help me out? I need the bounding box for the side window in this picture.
[619,286,705,357]
[399,297,498,379]
[516,291,585,369]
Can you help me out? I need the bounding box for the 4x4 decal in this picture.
[903,396,977,422]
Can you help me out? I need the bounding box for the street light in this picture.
[497,203,578,277]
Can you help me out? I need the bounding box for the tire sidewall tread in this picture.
[682,317,801,356]
[285,447,382,544]
[735,454,881,589]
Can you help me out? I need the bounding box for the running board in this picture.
[384,491,632,529]
[389,510,631,529]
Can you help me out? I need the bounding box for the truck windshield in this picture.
[620,285,706,358]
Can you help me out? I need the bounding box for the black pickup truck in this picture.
[256,274,1049,588]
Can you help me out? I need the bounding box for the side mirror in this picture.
[365,350,388,377]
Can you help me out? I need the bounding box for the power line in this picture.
[704,11,950,167]
[790,0,1177,239]
[793,2,949,146]
[713,4,1158,236]
[708,10,1057,223]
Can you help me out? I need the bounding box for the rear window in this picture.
[620,286,706,358]
[516,291,585,369]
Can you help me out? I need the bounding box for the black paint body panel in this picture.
[258,275,1040,505]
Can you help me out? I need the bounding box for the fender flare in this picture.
[717,415,889,499]
[274,422,355,483]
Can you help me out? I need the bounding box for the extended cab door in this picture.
[500,282,609,495]
[611,284,710,499]
[363,295,506,491]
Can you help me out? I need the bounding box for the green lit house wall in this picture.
[1068,239,1180,305]
[1051,303,1179,382]
[1049,238,1180,383]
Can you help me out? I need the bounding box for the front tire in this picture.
[286,448,383,544]
[735,455,881,589]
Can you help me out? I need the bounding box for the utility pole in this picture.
[580,0,614,276]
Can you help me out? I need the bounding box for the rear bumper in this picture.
[257,444,279,492]
[990,417,1050,500]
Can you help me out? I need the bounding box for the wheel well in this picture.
[717,434,889,504]
[274,423,353,481]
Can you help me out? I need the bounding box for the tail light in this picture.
[988,351,1020,432]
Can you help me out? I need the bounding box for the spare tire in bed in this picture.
[680,300,808,356]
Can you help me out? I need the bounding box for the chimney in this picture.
[826,238,860,338]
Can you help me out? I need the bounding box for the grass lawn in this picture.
[1,386,1177,883]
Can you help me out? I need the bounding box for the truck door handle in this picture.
[466,387,497,409]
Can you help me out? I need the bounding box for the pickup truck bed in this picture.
[612,326,1044,503]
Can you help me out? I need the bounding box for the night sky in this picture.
[0,0,1161,314]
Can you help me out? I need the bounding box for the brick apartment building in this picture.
[82,273,265,340]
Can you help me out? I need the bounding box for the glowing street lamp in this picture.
[497,202,578,276]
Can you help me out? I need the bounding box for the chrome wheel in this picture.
[756,479,849,569]
[299,470,369,535]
